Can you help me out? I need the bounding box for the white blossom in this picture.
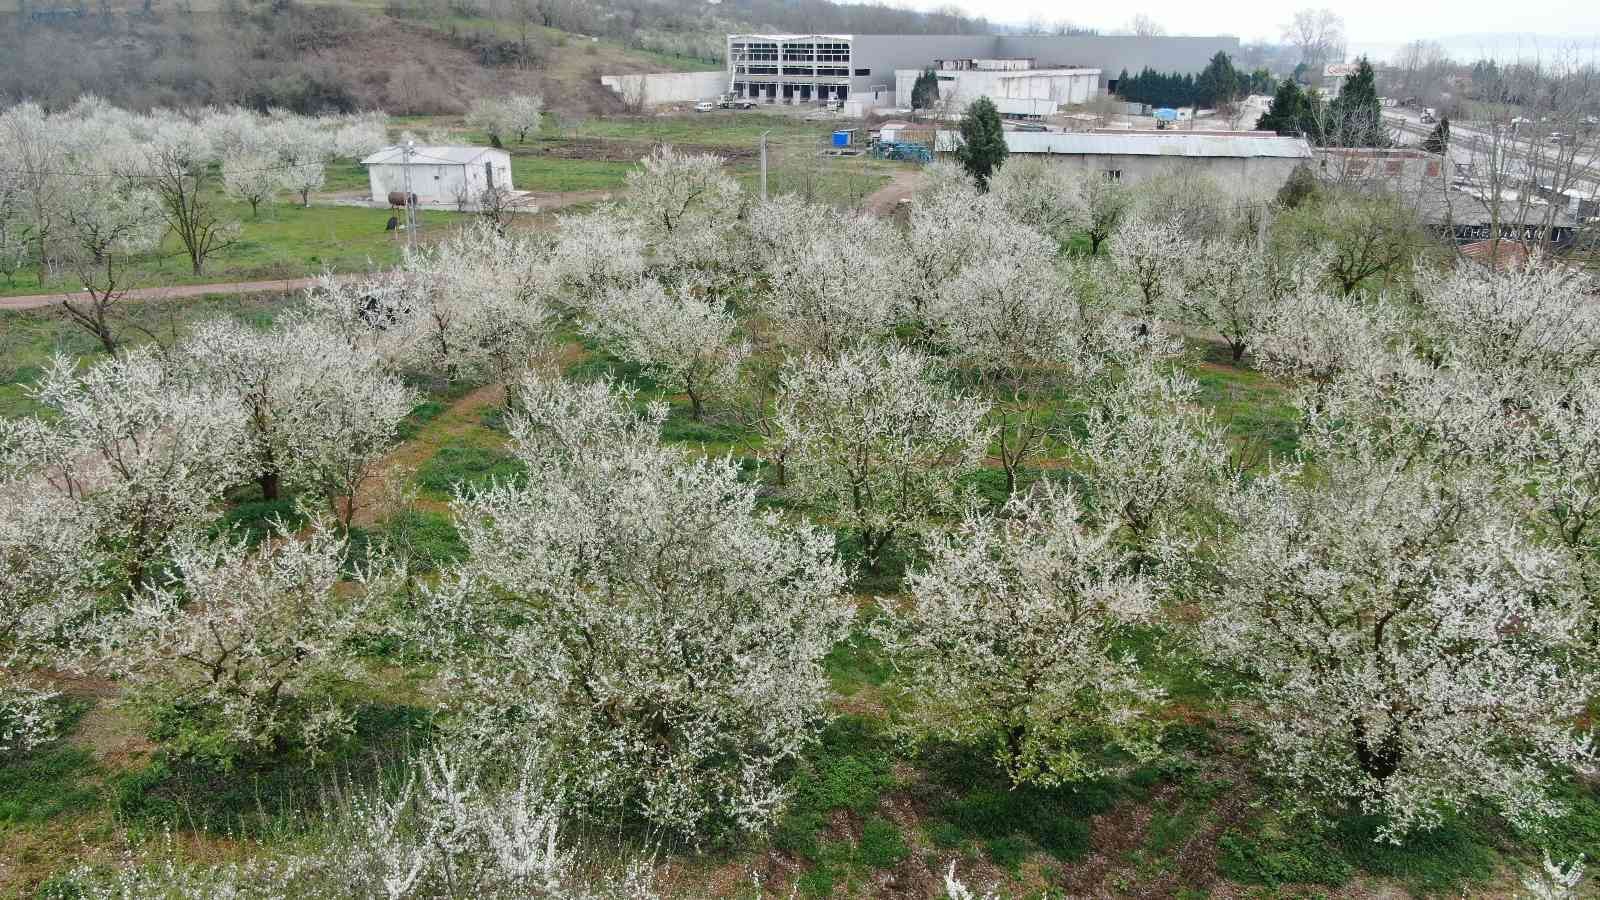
[1522,852,1586,900]
[0,349,246,599]
[422,371,852,839]
[877,485,1164,786]
[623,145,743,270]
[583,276,748,420]
[1070,358,1229,544]
[222,150,283,216]
[548,207,646,305]
[746,196,901,353]
[1206,452,1598,841]
[107,522,394,761]
[1107,217,1189,335]
[777,342,992,563]
[181,317,414,526]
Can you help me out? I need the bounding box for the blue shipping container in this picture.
[832,130,850,147]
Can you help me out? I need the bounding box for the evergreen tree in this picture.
[1420,116,1450,154]
[1327,58,1389,148]
[911,69,940,111]
[1195,51,1240,109]
[1257,78,1312,135]
[954,96,1008,189]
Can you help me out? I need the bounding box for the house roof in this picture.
[935,130,1314,159]
[361,145,504,166]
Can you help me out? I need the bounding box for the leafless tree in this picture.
[1393,40,1450,100]
[1282,8,1347,74]
[1451,50,1600,266]
[1128,14,1166,37]
[140,124,239,276]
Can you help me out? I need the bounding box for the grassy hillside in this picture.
[0,1,718,115]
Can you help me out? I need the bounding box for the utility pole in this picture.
[402,139,417,250]
[759,130,770,202]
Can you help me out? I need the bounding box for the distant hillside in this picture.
[0,0,994,114]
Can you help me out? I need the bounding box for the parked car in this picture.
[693,101,716,112]
[1548,132,1569,144]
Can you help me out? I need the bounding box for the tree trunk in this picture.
[1352,718,1402,781]
[259,470,280,502]
[1230,342,1245,363]
[687,384,703,421]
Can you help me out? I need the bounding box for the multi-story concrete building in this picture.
[725,33,1239,108]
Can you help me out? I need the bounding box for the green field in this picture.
[0,114,903,300]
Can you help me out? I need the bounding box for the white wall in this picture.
[894,68,1098,112]
[600,71,727,106]
[367,152,512,205]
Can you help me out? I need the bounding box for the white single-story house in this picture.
[360,145,514,205]
[935,129,1314,194]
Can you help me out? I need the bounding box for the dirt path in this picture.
[0,275,349,312]
[863,167,927,217]
[349,382,507,527]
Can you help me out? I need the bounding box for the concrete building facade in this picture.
[893,62,1100,116]
[361,145,513,206]
[933,130,1313,195]
[725,33,1238,107]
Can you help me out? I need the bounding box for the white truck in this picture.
[716,93,756,110]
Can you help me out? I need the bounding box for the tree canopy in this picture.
[1326,57,1390,148]
[954,96,1009,188]
[911,69,940,110]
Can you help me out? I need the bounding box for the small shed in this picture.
[360,145,514,205]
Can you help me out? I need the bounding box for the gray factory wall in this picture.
[842,34,1239,95]
[996,35,1240,84]
[845,34,998,95]
[1017,152,1298,197]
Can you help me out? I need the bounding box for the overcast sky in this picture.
[903,0,1600,60]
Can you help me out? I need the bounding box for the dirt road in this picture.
[863,167,927,217]
[0,277,339,312]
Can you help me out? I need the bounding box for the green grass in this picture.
[0,702,99,825]
[112,704,432,836]
[0,202,461,299]
[1219,808,1504,895]
[0,292,305,419]
[919,742,1152,872]
[211,493,308,547]
[413,445,526,499]
[773,716,911,896]
[1186,343,1301,462]
[510,156,636,193]
[378,508,468,574]
[570,114,825,151]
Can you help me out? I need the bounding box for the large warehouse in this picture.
[725,33,1239,107]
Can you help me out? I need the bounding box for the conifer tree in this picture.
[1328,58,1389,148]
[1421,116,1450,154]
[955,96,1009,189]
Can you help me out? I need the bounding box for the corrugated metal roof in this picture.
[361,145,504,166]
[934,130,1313,159]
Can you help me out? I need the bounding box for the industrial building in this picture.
[725,33,1238,109]
[934,130,1314,194]
[894,59,1100,117]
[360,145,513,206]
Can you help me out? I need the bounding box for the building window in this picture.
[1104,169,1122,181]
[854,68,870,76]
